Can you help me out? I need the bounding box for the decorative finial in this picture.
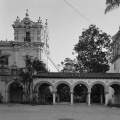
[16,16,20,22]
[45,19,48,25]
[38,17,41,22]
[25,9,29,17]
[17,16,20,22]
[40,20,43,25]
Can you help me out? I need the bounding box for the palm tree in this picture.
[19,55,48,103]
[32,58,48,73]
[105,0,120,14]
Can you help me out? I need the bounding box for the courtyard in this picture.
[0,103,120,120]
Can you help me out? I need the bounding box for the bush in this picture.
[20,95,53,106]
[30,95,52,106]
[107,100,120,108]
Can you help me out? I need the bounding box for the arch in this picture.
[6,80,24,92]
[36,81,53,104]
[54,81,72,91]
[72,81,90,92]
[108,81,120,105]
[108,81,120,88]
[34,81,54,92]
[7,81,24,103]
[90,81,108,92]
[73,81,89,103]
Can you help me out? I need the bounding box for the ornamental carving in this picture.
[52,80,55,83]
[88,80,91,83]
[106,80,109,83]
[70,80,73,83]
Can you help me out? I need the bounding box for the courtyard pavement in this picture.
[0,103,120,120]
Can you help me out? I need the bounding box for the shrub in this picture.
[107,100,120,108]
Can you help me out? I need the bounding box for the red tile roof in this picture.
[34,72,120,79]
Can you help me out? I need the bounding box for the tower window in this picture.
[114,62,117,70]
[25,32,31,42]
[0,56,8,65]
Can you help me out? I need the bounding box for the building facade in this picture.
[0,11,120,106]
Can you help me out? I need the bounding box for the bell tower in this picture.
[12,10,49,67]
[12,10,49,44]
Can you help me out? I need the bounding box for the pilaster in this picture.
[14,45,19,66]
[105,91,109,106]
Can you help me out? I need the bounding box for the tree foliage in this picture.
[105,0,120,14]
[20,55,48,82]
[61,58,79,73]
[74,24,111,73]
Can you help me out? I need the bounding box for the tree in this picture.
[61,58,79,73]
[19,55,48,103]
[105,0,120,14]
[74,24,111,73]
[32,58,48,73]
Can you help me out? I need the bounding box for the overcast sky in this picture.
[0,0,120,67]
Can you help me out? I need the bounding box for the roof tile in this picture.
[34,72,120,79]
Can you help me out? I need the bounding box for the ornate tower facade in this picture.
[0,10,49,68]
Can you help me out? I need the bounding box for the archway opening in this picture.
[56,83,70,103]
[9,82,23,103]
[38,83,53,104]
[109,84,120,104]
[73,84,88,103]
[91,84,105,104]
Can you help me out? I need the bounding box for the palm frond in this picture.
[106,0,114,4]
[105,0,120,14]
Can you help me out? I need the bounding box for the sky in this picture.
[0,0,120,68]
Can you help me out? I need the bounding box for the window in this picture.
[12,69,18,76]
[24,32,31,42]
[0,56,8,65]
[114,62,117,70]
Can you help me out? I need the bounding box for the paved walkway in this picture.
[0,103,120,120]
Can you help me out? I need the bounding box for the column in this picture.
[14,45,18,65]
[37,46,43,61]
[53,91,56,104]
[70,91,74,105]
[37,46,40,61]
[105,91,109,106]
[88,92,91,105]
